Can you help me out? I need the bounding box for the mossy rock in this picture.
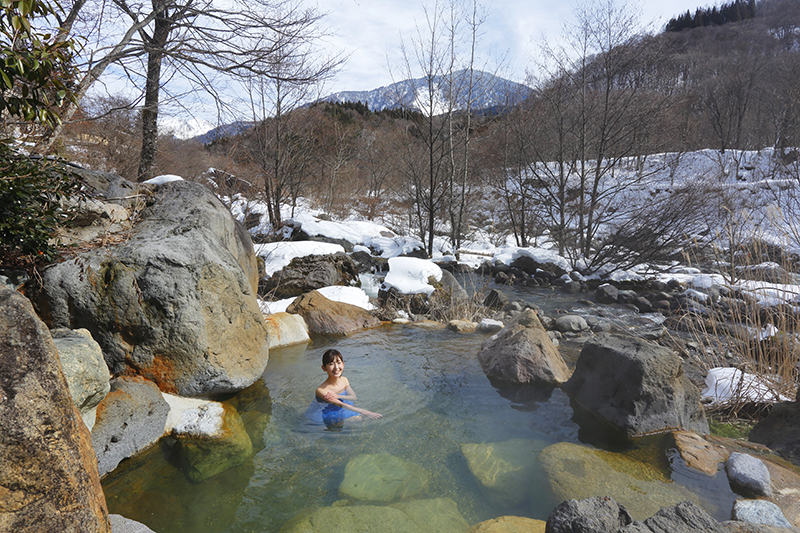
[339,453,430,502]
[538,442,701,520]
[279,497,468,533]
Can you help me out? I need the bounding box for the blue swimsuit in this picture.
[306,396,360,426]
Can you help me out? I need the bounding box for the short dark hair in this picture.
[322,349,343,366]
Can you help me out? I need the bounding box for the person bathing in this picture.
[315,349,382,425]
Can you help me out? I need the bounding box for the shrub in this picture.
[0,148,83,262]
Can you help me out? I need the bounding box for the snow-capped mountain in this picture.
[158,117,215,140]
[192,121,255,144]
[318,70,530,115]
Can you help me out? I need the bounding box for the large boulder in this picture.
[52,328,111,430]
[477,309,570,387]
[92,376,170,477]
[0,288,110,532]
[280,498,469,533]
[34,180,269,396]
[287,290,381,336]
[562,334,709,437]
[260,252,360,298]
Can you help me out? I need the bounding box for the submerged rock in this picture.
[562,334,709,437]
[0,288,110,532]
[460,438,548,508]
[538,442,699,520]
[467,515,546,533]
[339,453,430,502]
[172,404,254,483]
[478,309,570,387]
[279,498,469,533]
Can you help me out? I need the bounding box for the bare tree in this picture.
[42,0,341,181]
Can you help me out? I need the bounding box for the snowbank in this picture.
[381,257,443,296]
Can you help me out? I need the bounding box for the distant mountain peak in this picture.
[318,70,530,115]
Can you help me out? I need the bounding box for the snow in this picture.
[254,241,345,278]
[259,285,374,314]
[144,174,183,185]
[381,257,443,296]
[158,116,214,140]
[701,367,792,406]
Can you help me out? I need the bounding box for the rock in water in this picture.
[562,334,709,437]
[0,288,110,532]
[339,453,430,502]
[478,309,570,386]
[34,180,269,396]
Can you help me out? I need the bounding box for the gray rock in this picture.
[732,500,793,528]
[726,453,772,497]
[618,290,638,304]
[620,500,727,533]
[749,403,800,466]
[633,296,653,313]
[546,496,633,533]
[477,318,503,333]
[439,270,469,303]
[92,377,170,477]
[596,283,619,303]
[51,328,110,429]
[478,309,570,386]
[484,289,509,310]
[35,180,269,396]
[562,334,709,437]
[555,315,589,333]
[0,288,110,532]
[563,280,582,293]
[110,515,156,533]
[259,252,360,299]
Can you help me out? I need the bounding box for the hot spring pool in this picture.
[102,322,739,533]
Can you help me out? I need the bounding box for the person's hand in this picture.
[324,391,337,402]
[364,411,382,420]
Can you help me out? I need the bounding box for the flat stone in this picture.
[264,311,310,349]
[448,320,477,333]
[672,430,730,475]
[339,453,430,502]
[478,319,504,333]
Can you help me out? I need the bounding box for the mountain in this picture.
[192,121,255,144]
[158,117,215,140]
[318,70,530,115]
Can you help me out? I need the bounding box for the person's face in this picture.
[323,356,344,378]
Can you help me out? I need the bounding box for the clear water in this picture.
[103,297,740,533]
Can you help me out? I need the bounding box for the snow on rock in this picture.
[143,174,184,185]
[701,367,792,406]
[289,212,365,244]
[494,245,571,273]
[255,241,345,278]
[259,285,374,315]
[381,257,443,296]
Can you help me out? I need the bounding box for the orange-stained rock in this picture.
[0,288,110,532]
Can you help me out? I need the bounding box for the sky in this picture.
[312,0,707,95]
[147,0,707,127]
